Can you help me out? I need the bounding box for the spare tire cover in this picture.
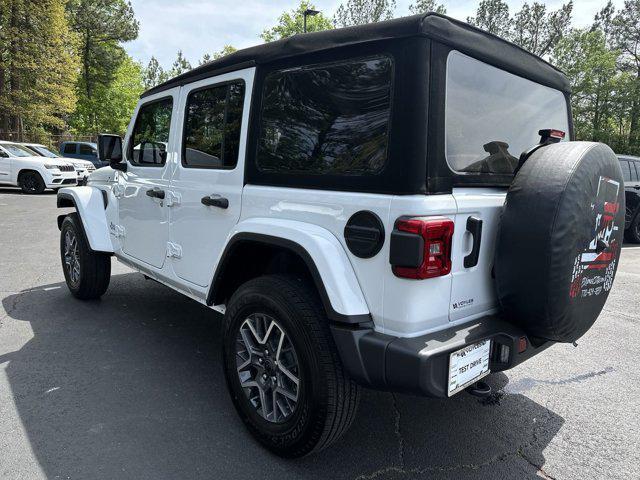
[495,141,625,343]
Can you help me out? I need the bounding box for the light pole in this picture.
[303,9,320,33]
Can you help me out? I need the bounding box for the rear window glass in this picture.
[257,56,393,176]
[445,51,569,175]
[62,143,76,154]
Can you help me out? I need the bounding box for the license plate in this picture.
[447,340,491,397]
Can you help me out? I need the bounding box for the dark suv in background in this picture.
[59,141,103,168]
[618,155,640,243]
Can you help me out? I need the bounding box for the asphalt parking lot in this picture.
[0,188,639,480]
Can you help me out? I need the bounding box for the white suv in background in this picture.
[0,141,77,194]
[22,143,96,185]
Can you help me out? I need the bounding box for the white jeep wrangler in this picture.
[55,14,625,458]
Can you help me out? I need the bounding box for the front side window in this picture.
[445,51,569,175]
[129,98,173,166]
[31,145,59,158]
[183,81,245,169]
[79,144,96,155]
[257,56,393,176]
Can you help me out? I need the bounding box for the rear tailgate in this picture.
[449,188,507,322]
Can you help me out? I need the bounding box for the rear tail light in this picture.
[391,216,454,279]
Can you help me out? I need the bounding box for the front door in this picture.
[0,147,11,183]
[118,88,180,269]
[168,68,254,288]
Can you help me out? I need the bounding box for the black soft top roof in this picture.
[142,13,570,99]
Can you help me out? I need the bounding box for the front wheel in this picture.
[222,275,360,458]
[60,213,111,299]
[19,171,45,194]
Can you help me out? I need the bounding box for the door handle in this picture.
[201,194,229,209]
[634,186,640,190]
[146,187,165,199]
[464,216,483,268]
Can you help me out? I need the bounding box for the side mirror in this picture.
[98,134,126,172]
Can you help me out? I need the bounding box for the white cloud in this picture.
[126,0,624,68]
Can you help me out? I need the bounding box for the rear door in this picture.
[449,189,505,321]
[167,68,254,288]
[444,50,570,322]
[118,88,179,269]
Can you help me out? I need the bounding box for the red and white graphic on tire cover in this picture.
[570,176,620,299]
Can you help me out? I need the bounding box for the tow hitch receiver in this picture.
[466,380,492,398]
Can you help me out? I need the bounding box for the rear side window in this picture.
[257,56,393,175]
[445,51,569,175]
[129,97,173,166]
[62,143,76,154]
[183,81,245,169]
[632,162,640,182]
[620,161,632,182]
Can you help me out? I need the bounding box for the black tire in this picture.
[60,213,111,299]
[19,171,46,194]
[222,275,360,458]
[495,142,625,343]
[625,213,640,243]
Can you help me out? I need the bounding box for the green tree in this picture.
[467,0,510,37]
[334,0,396,27]
[408,0,446,15]
[67,0,139,135]
[553,29,619,143]
[0,0,79,140]
[199,45,237,65]
[261,1,333,42]
[511,2,573,56]
[168,50,192,77]
[142,56,168,89]
[612,0,640,148]
[71,55,144,135]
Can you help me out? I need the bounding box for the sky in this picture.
[125,0,625,68]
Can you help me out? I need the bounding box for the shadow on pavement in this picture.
[1,273,563,480]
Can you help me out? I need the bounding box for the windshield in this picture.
[445,51,569,175]
[0,143,35,157]
[30,145,60,158]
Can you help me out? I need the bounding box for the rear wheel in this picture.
[19,171,45,194]
[60,213,111,299]
[625,213,640,243]
[222,275,360,457]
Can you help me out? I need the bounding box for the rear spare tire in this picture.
[495,142,625,343]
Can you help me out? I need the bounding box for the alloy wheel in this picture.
[63,230,81,287]
[235,313,300,423]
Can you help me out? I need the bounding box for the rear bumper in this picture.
[330,316,552,398]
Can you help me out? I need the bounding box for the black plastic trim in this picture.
[344,210,386,259]
[389,230,423,268]
[207,232,372,325]
[55,192,112,255]
[330,315,552,397]
[463,216,482,268]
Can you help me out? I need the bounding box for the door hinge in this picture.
[109,222,125,238]
[113,184,125,198]
[165,191,181,207]
[166,242,183,259]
